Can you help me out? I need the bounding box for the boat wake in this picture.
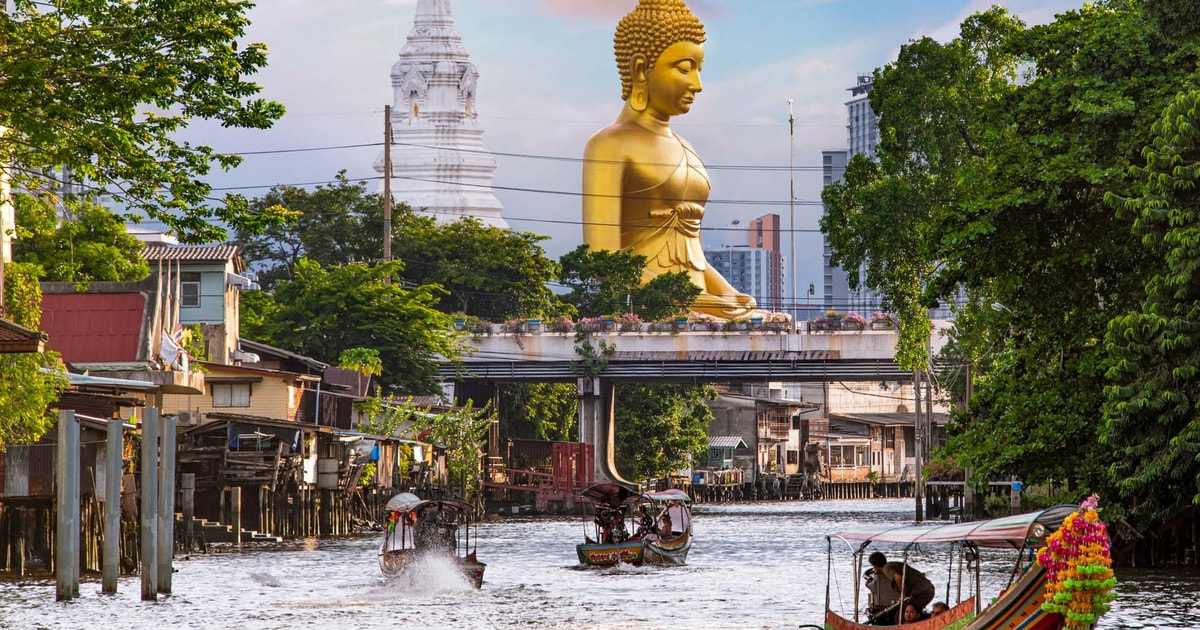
[381,552,475,594]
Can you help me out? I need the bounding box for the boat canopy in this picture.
[643,489,691,503]
[580,483,641,507]
[830,504,1078,550]
[384,492,472,515]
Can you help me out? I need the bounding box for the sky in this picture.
[183,0,1086,303]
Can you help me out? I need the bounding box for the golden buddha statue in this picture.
[582,0,762,320]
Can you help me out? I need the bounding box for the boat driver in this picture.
[868,551,936,623]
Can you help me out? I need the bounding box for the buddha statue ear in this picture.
[630,53,649,113]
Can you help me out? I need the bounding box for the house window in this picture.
[212,382,251,407]
[181,272,201,308]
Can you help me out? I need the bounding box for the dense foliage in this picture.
[13,195,149,283]
[820,1,1200,525]
[558,244,698,321]
[242,259,458,395]
[0,0,287,242]
[614,384,716,482]
[0,263,68,446]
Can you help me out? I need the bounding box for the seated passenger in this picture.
[931,602,949,616]
[903,603,930,623]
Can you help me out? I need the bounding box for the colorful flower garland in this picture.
[1036,494,1117,628]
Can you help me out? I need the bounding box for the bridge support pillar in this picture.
[578,377,629,485]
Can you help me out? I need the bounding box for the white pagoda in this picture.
[375,0,507,228]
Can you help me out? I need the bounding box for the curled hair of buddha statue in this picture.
[613,0,707,101]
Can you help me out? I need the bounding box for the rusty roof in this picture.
[141,244,243,270]
[0,317,47,353]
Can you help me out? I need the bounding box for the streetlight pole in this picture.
[787,99,796,322]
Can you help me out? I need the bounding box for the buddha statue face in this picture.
[641,41,704,121]
[613,0,707,113]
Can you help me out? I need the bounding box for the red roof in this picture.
[40,293,148,362]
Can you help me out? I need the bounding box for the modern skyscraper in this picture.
[821,75,883,315]
[705,213,784,312]
[374,0,507,228]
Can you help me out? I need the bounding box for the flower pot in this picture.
[871,320,893,330]
[674,318,688,331]
[452,319,466,331]
[602,318,616,331]
[749,317,763,330]
[527,319,542,334]
[841,320,865,331]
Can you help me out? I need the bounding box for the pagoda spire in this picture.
[374,0,507,228]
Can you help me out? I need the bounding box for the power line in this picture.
[225,139,830,171]
[209,173,829,209]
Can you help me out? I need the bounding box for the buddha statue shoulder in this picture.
[582,0,763,320]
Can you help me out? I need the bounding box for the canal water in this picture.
[1,499,1196,629]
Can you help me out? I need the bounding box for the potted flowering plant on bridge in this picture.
[870,311,897,330]
[615,312,643,332]
[546,315,574,333]
[841,311,866,331]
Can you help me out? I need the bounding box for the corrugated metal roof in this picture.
[141,244,240,265]
[612,350,836,361]
[41,292,148,362]
[709,436,748,449]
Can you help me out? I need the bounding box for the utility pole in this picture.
[787,99,797,322]
[383,105,393,261]
[913,366,924,522]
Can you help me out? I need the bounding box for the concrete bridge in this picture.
[439,325,907,484]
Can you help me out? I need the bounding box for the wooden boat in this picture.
[576,483,694,567]
[378,492,486,588]
[818,504,1113,630]
[640,488,693,566]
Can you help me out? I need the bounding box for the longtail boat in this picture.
[378,492,486,588]
[576,483,695,567]
[815,502,1115,630]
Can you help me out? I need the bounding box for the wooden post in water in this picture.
[56,409,80,601]
[12,508,24,577]
[157,414,176,593]
[140,408,159,601]
[181,473,195,553]
[230,486,242,551]
[102,417,123,593]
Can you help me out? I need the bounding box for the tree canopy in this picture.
[0,263,68,446]
[242,259,459,395]
[558,244,698,320]
[12,195,149,283]
[236,178,562,322]
[820,1,1200,522]
[0,0,288,242]
[614,383,715,482]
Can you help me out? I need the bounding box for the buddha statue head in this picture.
[613,0,707,112]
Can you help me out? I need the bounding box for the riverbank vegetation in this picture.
[821,0,1200,537]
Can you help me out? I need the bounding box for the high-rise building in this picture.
[705,213,784,312]
[374,0,507,228]
[821,76,883,315]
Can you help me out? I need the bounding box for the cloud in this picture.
[537,0,724,21]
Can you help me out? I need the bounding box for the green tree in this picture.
[251,259,459,395]
[234,173,384,290]
[237,179,562,321]
[558,244,697,320]
[403,401,494,507]
[0,0,287,242]
[1102,90,1200,526]
[498,383,578,442]
[392,215,562,321]
[338,347,382,398]
[614,384,715,482]
[12,195,149,282]
[822,3,1200,496]
[0,263,68,446]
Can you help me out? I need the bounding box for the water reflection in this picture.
[0,499,1194,629]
